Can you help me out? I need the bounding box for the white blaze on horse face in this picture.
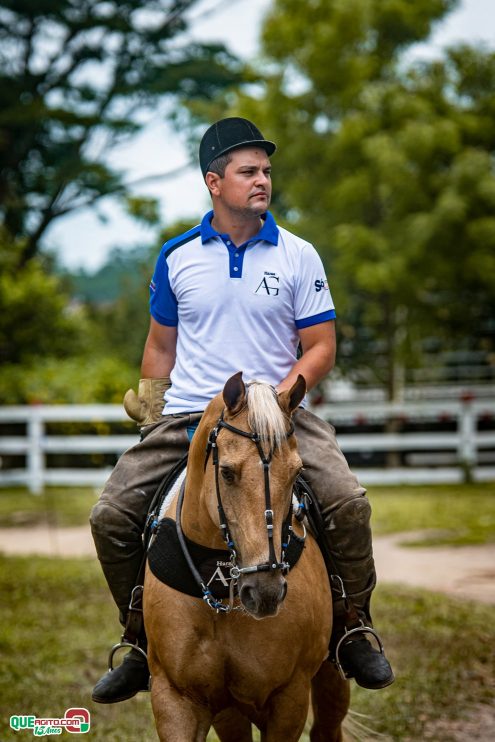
[205,379,302,579]
[213,443,301,571]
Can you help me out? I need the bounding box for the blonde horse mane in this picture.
[246,380,287,450]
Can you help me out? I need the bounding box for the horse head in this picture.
[200,371,306,619]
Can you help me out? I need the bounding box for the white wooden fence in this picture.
[0,399,494,493]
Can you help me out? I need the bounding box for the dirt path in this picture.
[1,525,494,605]
[373,532,495,605]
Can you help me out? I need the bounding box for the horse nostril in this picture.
[240,583,258,612]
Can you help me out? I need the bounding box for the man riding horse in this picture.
[90,117,394,704]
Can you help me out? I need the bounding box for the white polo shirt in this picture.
[150,210,336,414]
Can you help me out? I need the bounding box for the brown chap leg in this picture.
[90,413,201,620]
[293,408,376,640]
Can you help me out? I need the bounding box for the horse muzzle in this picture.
[239,572,287,619]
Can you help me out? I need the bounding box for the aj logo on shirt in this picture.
[255,272,280,296]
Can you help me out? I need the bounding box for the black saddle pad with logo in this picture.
[148,516,305,600]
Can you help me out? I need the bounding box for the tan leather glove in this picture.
[123,377,171,426]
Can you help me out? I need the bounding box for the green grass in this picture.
[1,482,494,547]
[368,482,495,546]
[0,487,99,527]
[0,555,493,741]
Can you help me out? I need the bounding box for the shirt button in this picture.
[235,253,239,257]
[233,267,239,271]
[226,240,231,245]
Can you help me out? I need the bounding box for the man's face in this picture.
[208,147,272,217]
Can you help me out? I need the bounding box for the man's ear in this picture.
[278,375,306,415]
[205,171,220,196]
[223,371,246,414]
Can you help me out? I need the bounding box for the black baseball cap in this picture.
[199,117,276,177]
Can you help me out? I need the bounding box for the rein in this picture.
[175,408,301,613]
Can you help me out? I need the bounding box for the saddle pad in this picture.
[158,466,187,520]
[148,517,305,600]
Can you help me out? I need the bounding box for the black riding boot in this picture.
[92,640,150,704]
[311,493,394,689]
[329,600,394,690]
[92,594,150,705]
[337,632,394,689]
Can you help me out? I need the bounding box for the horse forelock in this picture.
[246,380,288,449]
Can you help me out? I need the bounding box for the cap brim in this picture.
[204,139,276,175]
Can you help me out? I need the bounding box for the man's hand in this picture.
[123,378,171,426]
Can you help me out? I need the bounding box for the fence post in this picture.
[27,408,44,494]
[458,393,476,482]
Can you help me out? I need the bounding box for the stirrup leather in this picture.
[108,585,148,672]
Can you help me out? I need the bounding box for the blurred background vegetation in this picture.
[1,0,494,405]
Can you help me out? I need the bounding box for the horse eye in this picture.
[221,467,235,484]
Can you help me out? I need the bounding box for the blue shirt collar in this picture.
[200,210,279,246]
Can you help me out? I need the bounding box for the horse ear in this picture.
[223,371,246,414]
[278,375,307,415]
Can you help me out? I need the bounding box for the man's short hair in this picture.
[207,152,233,179]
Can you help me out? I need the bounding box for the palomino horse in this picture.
[144,372,350,741]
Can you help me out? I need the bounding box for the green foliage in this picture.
[65,244,152,303]
[0,231,84,366]
[235,0,495,397]
[124,195,161,226]
[0,216,203,404]
[0,2,245,403]
[0,355,138,404]
[0,0,243,261]
[0,227,145,403]
[63,219,199,373]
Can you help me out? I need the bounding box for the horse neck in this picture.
[180,397,227,550]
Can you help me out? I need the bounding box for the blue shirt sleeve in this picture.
[149,248,178,326]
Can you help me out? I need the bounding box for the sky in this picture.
[45,0,495,272]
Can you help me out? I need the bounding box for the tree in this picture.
[62,218,198,368]
[0,0,243,264]
[235,0,495,398]
[0,230,85,366]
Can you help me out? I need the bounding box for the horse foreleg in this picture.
[150,671,213,742]
[261,678,310,742]
[213,708,253,742]
[310,661,350,742]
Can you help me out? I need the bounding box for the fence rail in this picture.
[0,399,494,493]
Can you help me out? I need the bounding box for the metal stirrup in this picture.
[108,641,148,672]
[334,625,385,681]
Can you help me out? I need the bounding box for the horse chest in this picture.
[172,611,319,697]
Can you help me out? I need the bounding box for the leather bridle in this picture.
[204,409,296,581]
[173,408,301,612]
